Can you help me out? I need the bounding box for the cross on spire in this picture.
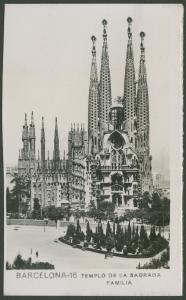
[102,19,107,40]
[127,17,133,42]
[140,31,145,59]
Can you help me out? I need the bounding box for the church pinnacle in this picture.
[99,19,112,134]
[88,35,99,154]
[29,111,35,159]
[22,113,29,159]
[137,31,150,152]
[41,116,45,169]
[123,17,137,148]
[53,117,60,166]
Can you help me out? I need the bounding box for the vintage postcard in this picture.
[3,3,183,296]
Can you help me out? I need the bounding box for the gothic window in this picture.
[118,149,126,165]
[111,150,117,164]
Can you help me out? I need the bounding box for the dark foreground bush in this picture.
[137,248,169,269]
[6,254,54,270]
[30,262,55,269]
[141,236,168,257]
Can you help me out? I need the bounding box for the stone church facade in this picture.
[86,18,153,212]
[18,17,152,213]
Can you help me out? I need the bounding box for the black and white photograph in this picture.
[3,3,183,296]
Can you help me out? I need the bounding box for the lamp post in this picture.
[43,218,48,232]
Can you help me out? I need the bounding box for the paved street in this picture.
[6,225,165,270]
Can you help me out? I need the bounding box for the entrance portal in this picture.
[112,193,122,207]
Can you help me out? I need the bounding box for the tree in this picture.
[105,235,115,252]
[65,223,76,239]
[97,220,103,235]
[132,222,135,241]
[113,222,115,237]
[87,201,105,221]
[134,226,139,245]
[10,174,30,215]
[123,209,135,221]
[6,187,18,213]
[115,225,125,252]
[98,201,115,219]
[116,222,122,238]
[127,221,132,243]
[13,254,25,269]
[139,192,151,209]
[149,226,156,241]
[76,219,81,237]
[139,225,149,249]
[152,192,161,210]
[106,221,112,238]
[86,221,92,242]
[32,198,41,219]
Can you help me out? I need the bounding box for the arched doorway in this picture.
[112,193,122,207]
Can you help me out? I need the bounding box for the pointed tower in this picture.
[29,111,36,160]
[99,19,112,135]
[137,32,149,151]
[88,35,99,154]
[21,113,29,159]
[136,32,152,194]
[123,17,137,148]
[41,117,45,169]
[53,117,60,169]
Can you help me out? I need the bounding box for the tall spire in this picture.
[29,111,35,159]
[99,19,112,134]
[123,17,137,147]
[31,111,34,126]
[53,117,60,167]
[137,31,150,150]
[24,113,27,126]
[137,32,152,194]
[41,116,45,169]
[88,35,99,154]
[22,113,29,159]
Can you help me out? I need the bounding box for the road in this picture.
[6,225,167,270]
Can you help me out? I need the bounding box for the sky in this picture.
[3,4,183,178]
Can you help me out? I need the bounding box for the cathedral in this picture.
[18,17,153,213]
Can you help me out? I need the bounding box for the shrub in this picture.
[13,254,25,269]
[31,262,54,269]
[136,249,169,269]
[86,221,92,242]
[79,231,85,242]
[6,261,12,270]
[10,254,54,269]
[105,235,115,252]
[65,224,76,239]
[141,237,168,256]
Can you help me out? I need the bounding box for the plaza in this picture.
[6,225,168,270]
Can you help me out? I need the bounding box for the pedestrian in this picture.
[36,251,38,258]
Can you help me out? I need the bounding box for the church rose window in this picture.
[109,131,124,150]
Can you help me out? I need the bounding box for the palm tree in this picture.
[10,174,30,216]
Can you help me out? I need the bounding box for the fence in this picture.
[7,218,169,236]
[7,218,56,227]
